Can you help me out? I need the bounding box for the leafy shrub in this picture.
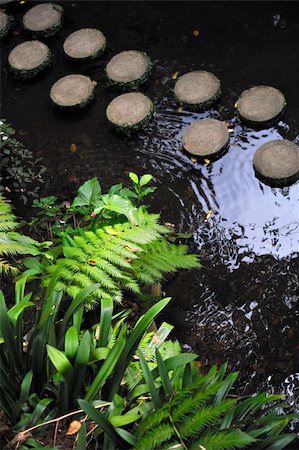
[0,193,49,275]
[0,119,46,204]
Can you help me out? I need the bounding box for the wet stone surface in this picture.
[23,2,63,34]
[1,1,299,425]
[182,118,229,157]
[63,28,106,61]
[50,74,94,108]
[106,50,151,84]
[106,92,153,129]
[237,85,286,126]
[253,139,299,184]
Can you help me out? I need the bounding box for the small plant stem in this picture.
[168,412,188,450]
[17,402,111,436]
[53,419,59,447]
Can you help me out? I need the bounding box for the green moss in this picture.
[111,104,155,135]
[9,49,52,79]
[0,14,12,39]
[175,88,221,112]
[23,4,64,38]
[106,61,153,91]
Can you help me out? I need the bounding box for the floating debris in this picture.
[236,85,286,127]
[106,92,154,133]
[8,40,51,78]
[253,139,299,187]
[63,28,106,62]
[50,74,95,109]
[105,50,152,90]
[174,70,221,111]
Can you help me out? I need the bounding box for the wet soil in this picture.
[1,0,299,427]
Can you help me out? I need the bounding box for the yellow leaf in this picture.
[205,210,213,221]
[178,106,184,112]
[234,102,238,108]
[105,227,118,235]
[191,157,197,163]
[171,71,179,80]
[192,30,200,36]
[66,420,81,435]
[228,128,234,133]
[70,143,77,153]
[204,158,210,164]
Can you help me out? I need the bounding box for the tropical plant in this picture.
[0,119,46,204]
[133,363,298,450]
[0,193,49,275]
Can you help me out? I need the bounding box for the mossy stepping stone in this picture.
[253,139,299,186]
[50,74,95,109]
[0,10,12,38]
[182,118,229,158]
[8,40,51,78]
[105,50,151,90]
[63,28,106,61]
[174,71,221,111]
[23,2,63,38]
[106,92,154,132]
[236,85,286,126]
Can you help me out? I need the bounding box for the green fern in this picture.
[45,211,200,306]
[0,194,44,274]
[134,365,297,450]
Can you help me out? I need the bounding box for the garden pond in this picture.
[1,0,299,424]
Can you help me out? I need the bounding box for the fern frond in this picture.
[0,257,19,275]
[178,399,237,439]
[134,422,173,450]
[191,430,255,450]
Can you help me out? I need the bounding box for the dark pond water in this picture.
[1,0,299,425]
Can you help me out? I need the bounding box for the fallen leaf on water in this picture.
[228,128,234,133]
[91,80,97,86]
[204,158,210,164]
[66,420,81,435]
[192,30,200,36]
[234,101,238,108]
[70,143,77,153]
[171,71,179,80]
[204,210,213,221]
[191,156,197,163]
[178,106,184,112]
[68,175,79,182]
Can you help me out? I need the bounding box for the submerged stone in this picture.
[105,50,151,90]
[182,118,229,158]
[8,40,51,78]
[50,74,95,109]
[253,139,299,186]
[63,28,106,61]
[237,85,286,126]
[106,92,154,132]
[0,10,12,38]
[23,2,63,38]
[174,71,221,111]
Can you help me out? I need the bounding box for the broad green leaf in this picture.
[155,348,173,397]
[89,347,110,364]
[96,194,138,224]
[76,421,86,450]
[75,331,91,366]
[138,350,162,409]
[139,174,153,186]
[78,399,122,444]
[72,177,102,207]
[110,414,140,427]
[99,297,113,347]
[129,172,139,184]
[149,322,174,349]
[65,327,79,360]
[27,397,54,427]
[85,327,127,402]
[46,345,73,384]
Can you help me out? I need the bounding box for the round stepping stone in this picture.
[23,2,63,38]
[50,74,95,109]
[182,118,229,158]
[174,71,221,111]
[0,10,12,39]
[105,50,151,90]
[63,28,106,62]
[106,92,154,132]
[8,40,51,78]
[253,139,299,186]
[236,85,286,126]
